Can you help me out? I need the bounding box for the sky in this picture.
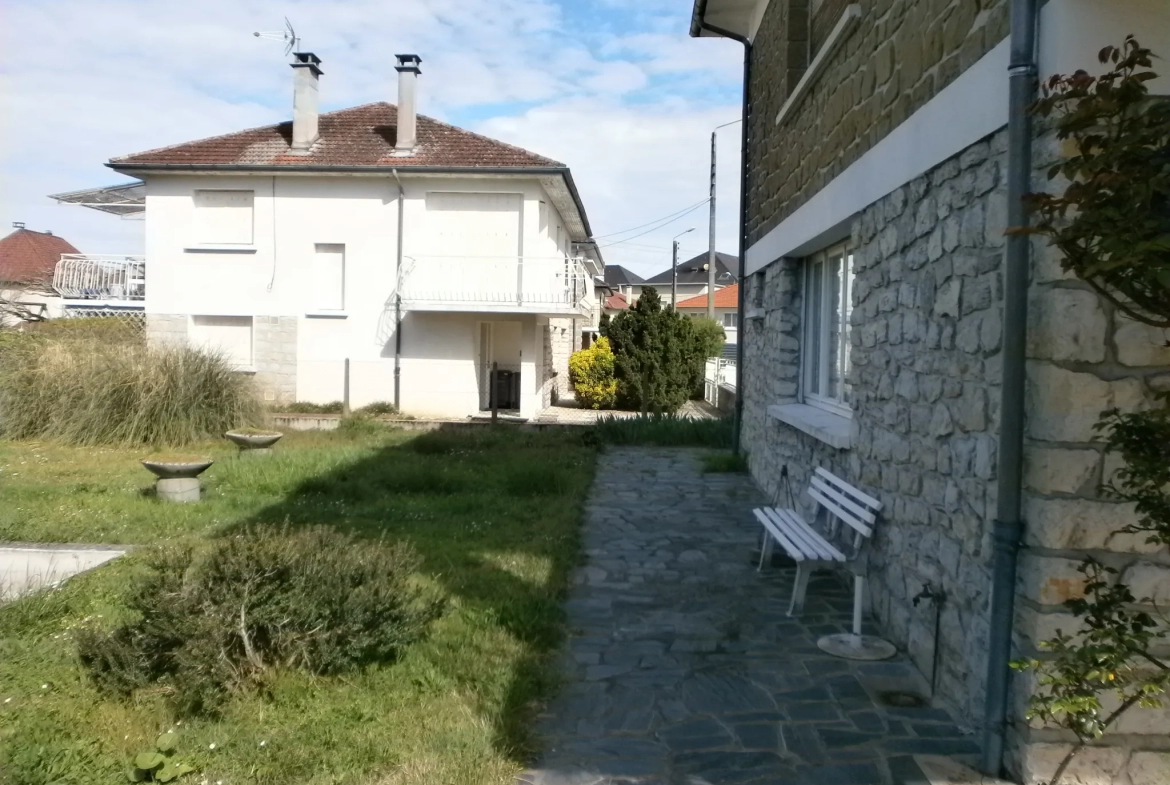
[0,0,743,279]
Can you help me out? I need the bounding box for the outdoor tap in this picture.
[913,582,945,607]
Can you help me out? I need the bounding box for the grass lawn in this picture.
[0,425,596,785]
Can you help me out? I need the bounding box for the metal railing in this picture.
[399,255,590,310]
[53,254,146,301]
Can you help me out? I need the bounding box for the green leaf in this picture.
[156,763,179,783]
[176,763,196,775]
[134,752,165,771]
[156,733,177,753]
[126,768,147,783]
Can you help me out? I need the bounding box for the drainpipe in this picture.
[392,168,405,411]
[693,14,751,455]
[981,0,1038,775]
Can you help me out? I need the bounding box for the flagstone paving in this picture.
[520,448,978,785]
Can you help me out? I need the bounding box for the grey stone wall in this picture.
[547,317,577,400]
[742,130,1010,723]
[145,313,187,346]
[253,316,297,405]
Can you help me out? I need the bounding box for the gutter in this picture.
[391,168,406,411]
[105,162,597,241]
[690,12,751,456]
[981,0,1038,775]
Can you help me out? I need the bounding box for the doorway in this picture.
[477,321,522,411]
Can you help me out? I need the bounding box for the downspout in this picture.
[392,169,405,411]
[694,15,751,455]
[981,0,1038,775]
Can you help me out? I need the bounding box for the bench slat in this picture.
[771,508,840,562]
[780,508,848,562]
[808,485,874,539]
[753,508,810,561]
[810,475,878,525]
[815,467,881,509]
[760,508,822,560]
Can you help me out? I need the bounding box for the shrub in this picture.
[593,413,733,447]
[701,451,748,473]
[353,401,398,417]
[272,401,344,414]
[568,336,618,409]
[606,288,708,412]
[690,316,726,359]
[77,526,444,716]
[0,336,262,447]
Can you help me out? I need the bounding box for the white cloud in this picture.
[0,0,742,273]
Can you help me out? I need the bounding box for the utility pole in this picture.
[671,240,679,308]
[708,131,717,320]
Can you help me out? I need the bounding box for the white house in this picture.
[59,53,603,420]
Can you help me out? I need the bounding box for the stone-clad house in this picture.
[690,1,1170,782]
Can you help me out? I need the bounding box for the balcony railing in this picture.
[398,255,591,312]
[53,254,146,301]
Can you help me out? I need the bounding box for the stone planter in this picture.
[141,458,213,503]
[224,430,283,457]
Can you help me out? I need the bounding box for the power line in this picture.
[592,198,711,240]
[597,200,711,249]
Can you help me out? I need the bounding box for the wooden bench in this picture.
[753,467,882,639]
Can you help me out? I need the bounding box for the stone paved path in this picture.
[520,448,978,785]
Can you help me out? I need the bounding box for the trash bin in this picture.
[494,369,519,410]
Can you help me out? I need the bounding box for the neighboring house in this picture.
[692,1,1170,782]
[639,250,739,306]
[0,223,78,324]
[676,282,739,345]
[603,264,644,302]
[602,290,631,316]
[59,53,602,419]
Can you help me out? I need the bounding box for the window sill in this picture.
[305,312,348,319]
[767,402,853,449]
[775,4,862,126]
[745,307,765,321]
[184,245,258,254]
[231,366,257,374]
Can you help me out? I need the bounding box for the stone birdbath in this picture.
[224,428,284,457]
[142,456,213,503]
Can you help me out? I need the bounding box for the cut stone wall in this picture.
[742,130,1009,725]
[547,317,577,400]
[253,316,297,405]
[747,0,1010,244]
[144,313,187,346]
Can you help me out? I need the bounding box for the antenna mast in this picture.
[253,17,301,57]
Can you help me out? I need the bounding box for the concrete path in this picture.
[0,544,126,603]
[521,448,976,785]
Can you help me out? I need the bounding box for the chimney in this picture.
[394,54,422,152]
[290,52,323,154]
[12,221,24,229]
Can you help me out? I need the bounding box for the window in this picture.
[801,242,853,415]
[193,190,254,245]
[312,243,345,311]
[189,315,253,369]
[722,312,738,328]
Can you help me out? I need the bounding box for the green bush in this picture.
[606,288,708,412]
[353,401,398,417]
[593,413,733,447]
[690,316,727,359]
[272,401,344,414]
[568,336,618,409]
[701,451,748,473]
[77,527,444,716]
[0,336,262,447]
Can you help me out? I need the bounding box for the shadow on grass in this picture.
[217,424,596,764]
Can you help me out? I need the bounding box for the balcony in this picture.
[398,255,591,316]
[53,255,146,302]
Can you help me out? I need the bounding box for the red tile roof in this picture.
[605,292,630,310]
[109,103,565,170]
[0,228,79,284]
[676,283,739,310]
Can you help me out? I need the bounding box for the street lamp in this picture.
[708,119,742,318]
[671,228,695,308]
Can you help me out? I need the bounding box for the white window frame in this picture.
[188,315,254,371]
[800,241,853,418]
[192,189,255,247]
[722,311,738,328]
[310,243,346,313]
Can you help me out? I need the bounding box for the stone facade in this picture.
[144,313,187,346]
[547,316,578,401]
[252,316,297,404]
[743,131,1009,726]
[747,0,1009,243]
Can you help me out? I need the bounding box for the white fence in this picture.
[53,254,146,301]
[704,356,736,412]
[399,255,590,311]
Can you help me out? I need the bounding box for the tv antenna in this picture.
[253,17,301,57]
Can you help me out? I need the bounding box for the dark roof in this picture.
[109,102,564,170]
[0,228,79,284]
[643,251,740,285]
[604,265,644,286]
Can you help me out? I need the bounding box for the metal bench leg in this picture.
[757,530,773,571]
[853,572,865,637]
[787,563,810,617]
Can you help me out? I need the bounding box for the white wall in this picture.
[144,172,577,416]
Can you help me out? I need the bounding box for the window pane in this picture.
[313,243,345,310]
[190,315,252,367]
[806,260,824,396]
[827,253,844,401]
[841,253,855,406]
[723,312,737,327]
